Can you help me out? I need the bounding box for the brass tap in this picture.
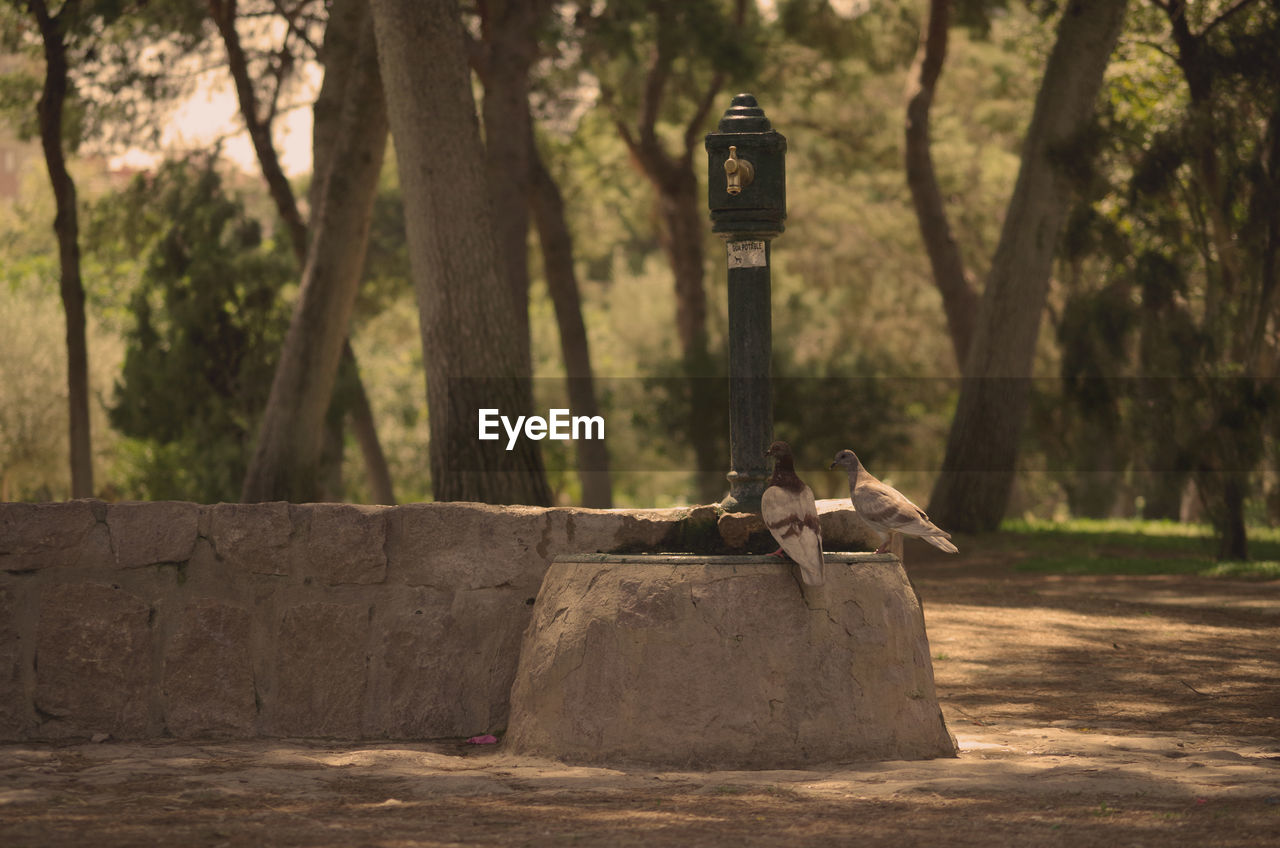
[724,146,754,196]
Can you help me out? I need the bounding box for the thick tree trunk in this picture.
[479,0,541,369]
[30,0,92,499]
[904,0,978,370]
[219,0,394,504]
[927,0,1129,532]
[529,139,613,508]
[371,0,551,505]
[241,14,388,503]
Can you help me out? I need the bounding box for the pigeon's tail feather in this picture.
[923,533,958,554]
[798,558,825,586]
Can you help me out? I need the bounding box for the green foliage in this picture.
[775,0,917,71]
[519,4,1040,505]
[998,517,1280,578]
[97,156,294,502]
[0,268,68,500]
[1034,2,1280,545]
[10,0,1277,522]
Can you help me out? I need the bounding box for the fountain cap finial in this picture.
[717,93,773,133]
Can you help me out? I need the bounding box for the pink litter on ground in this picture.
[467,734,498,745]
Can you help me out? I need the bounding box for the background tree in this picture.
[577,0,756,504]
[370,0,551,505]
[98,157,292,501]
[1043,0,1280,556]
[22,0,91,497]
[236,0,390,504]
[903,0,978,369]
[530,134,615,507]
[927,0,1130,532]
[468,0,614,507]
[205,0,394,504]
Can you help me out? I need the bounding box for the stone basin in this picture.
[505,553,957,769]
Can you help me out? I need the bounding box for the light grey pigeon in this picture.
[762,440,825,586]
[830,449,958,554]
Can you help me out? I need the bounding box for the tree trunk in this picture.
[657,167,723,504]
[927,0,1129,532]
[371,0,551,505]
[241,13,389,503]
[1165,1,1243,332]
[345,359,396,504]
[209,0,308,254]
[605,2,736,506]
[529,138,613,508]
[904,0,978,370]
[478,0,542,369]
[218,0,394,504]
[1137,471,1188,521]
[1198,469,1248,561]
[30,0,92,499]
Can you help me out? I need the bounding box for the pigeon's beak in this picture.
[828,461,837,470]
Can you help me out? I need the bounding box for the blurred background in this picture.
[2,0,1277,560]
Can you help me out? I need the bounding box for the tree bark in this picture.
[927,0,1129,532]
[313,0,397,506]
[241,11,389,503]
[904,0,978,370]
[30,0,92,499]
[218,0,395,504]
[476,0,544,370]
[371,0,552,505]
[530,138,613,508]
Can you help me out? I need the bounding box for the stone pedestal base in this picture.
[506,554,956,769]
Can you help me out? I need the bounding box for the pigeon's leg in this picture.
[873,532,894,555]
[768,547,787,558]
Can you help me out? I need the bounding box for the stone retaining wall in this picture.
[0,499,878,742]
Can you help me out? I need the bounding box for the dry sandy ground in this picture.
[2,549,1278,847]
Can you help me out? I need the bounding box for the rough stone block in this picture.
[163,600,255,737]
[506,553,956,768]
[206,502,293,575]
[816,499,882,552]
[368,579,543,739]
[269,603,369,737]
[0,500,104,572]
[717,511,768,550]
[391,503,552,591]
[303,504,387,585]
[107,502,199,568]
[34,583,153,739]
[0,587,29,739]
[389,503,698,592]
[369,588,467,738]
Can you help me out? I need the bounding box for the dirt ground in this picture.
[2,544,1278,847]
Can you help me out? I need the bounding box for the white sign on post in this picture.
[726,240,767,269]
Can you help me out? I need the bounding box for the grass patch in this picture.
[1202,561,1280,580]
[992,518,1280,578]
